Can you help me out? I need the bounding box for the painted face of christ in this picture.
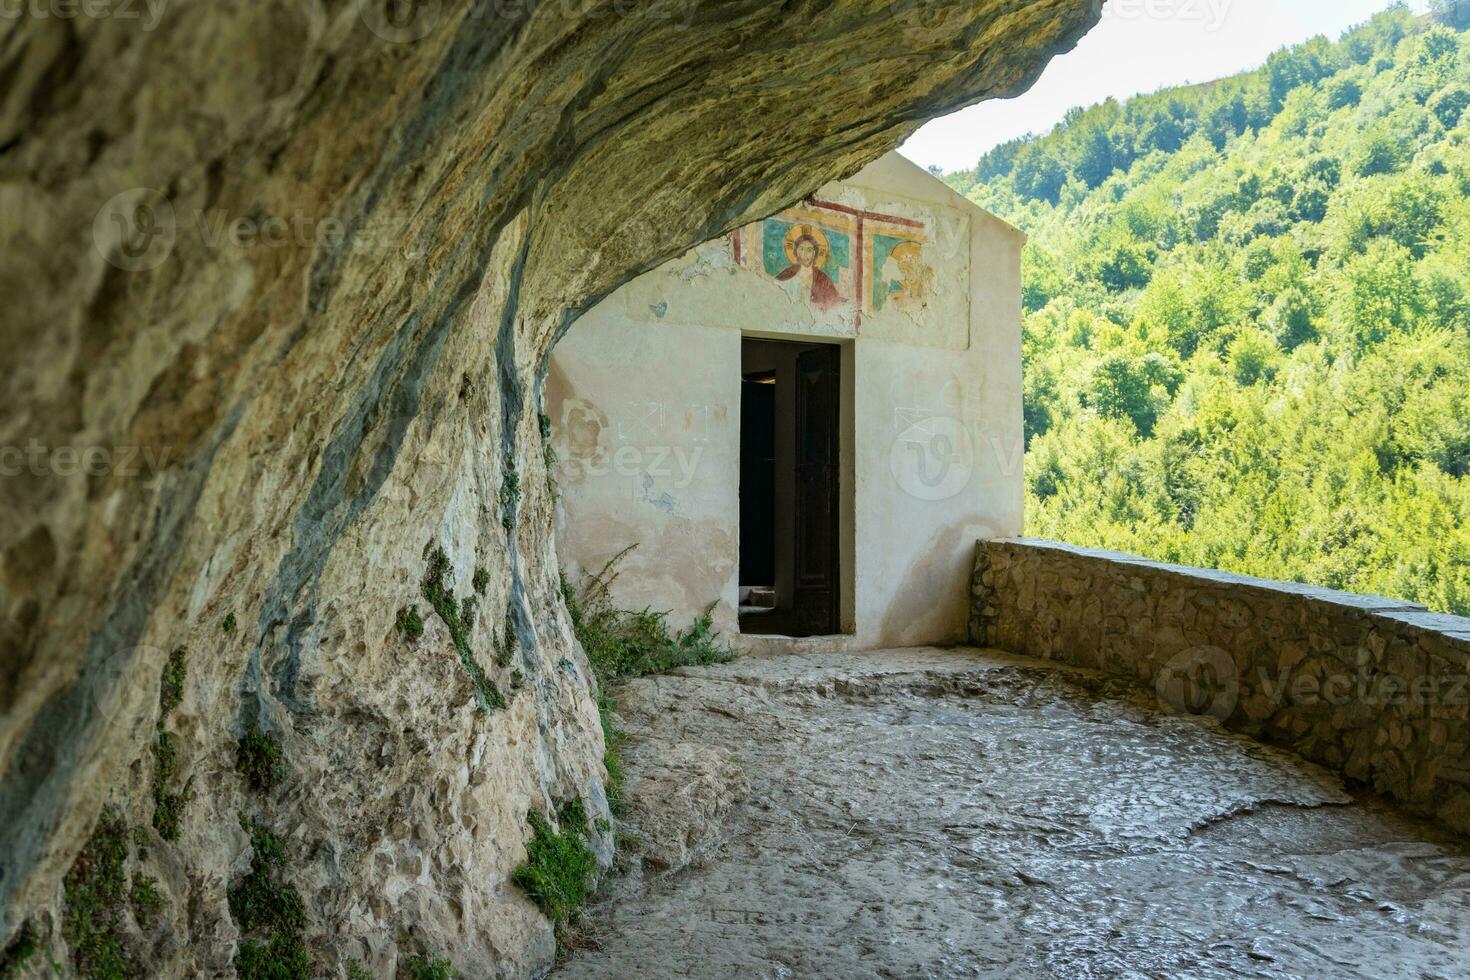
[775,224,842,311]
[794,237,819,269]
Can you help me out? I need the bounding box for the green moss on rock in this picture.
[422,547,506,712]
[396,605,424,641]
[0,921,38,979]
[158,648,186,716]
[128,876,163,929]
[228,820,309,980]
[236,725,286,794]
[63,807,136,979]
[403,953,459,980]
[151,730,187,841]
[512,801,597,930]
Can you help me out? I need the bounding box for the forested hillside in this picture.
[950,3,1470,615]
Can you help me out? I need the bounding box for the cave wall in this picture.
[0,0,1100,974]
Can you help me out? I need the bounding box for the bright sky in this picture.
[900,0,1430,173]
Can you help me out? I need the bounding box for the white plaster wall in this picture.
[547,152,1024,648]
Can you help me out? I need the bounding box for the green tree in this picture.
[957,7,1470,616]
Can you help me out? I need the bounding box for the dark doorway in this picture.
[739,338,842,637]
[740,373,777,587]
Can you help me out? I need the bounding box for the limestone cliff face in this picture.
[0,1,1098,974]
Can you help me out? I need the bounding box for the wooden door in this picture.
[793,345,841,636]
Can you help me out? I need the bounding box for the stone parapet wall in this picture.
[971,538,1470,834]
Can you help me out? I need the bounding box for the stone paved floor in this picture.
[552,648,1470,980]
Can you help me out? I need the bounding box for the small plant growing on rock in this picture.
[396,605,424,641]
[472,566,490,595]
[500,458,521,532]
[561,547,732,680]
[599,695,627,817]
[229,820,309,980]
[222,612,236,634]
[153,649,189,840]
[236,725,286,794]
[63,807,136,979]
[512,801,597,932]
[152,731,188,841]
[0,921,38,978]
[129,875,163,929]
[540,413,559,498]
[403,953,460,980]
[422,547,506,712]
[495,609,517,668]
[158,648,186,715]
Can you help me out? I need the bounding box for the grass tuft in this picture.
[229,820,309,980]
[511,801,597,931]
[236,725,286,794]
[396,605,424,641]
[63,807,135,979]
[403,953,459,980]
[129,876,163,929]
[158,648,186,716]
[597,696,627,818]
[540,413,559,497]
[558,545,732,839]
[561,546,732,682]
[495,609,517,668]
[152,651,189,841]
[500,468,522,532]
[151,731,187,841]
[222,613,236,634]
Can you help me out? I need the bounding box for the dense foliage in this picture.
[949,3,1470,615]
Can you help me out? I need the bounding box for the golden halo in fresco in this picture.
[890,240,923,264]
[783,222,831,267]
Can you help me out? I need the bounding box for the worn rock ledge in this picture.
[560,648,1470,978]
[0,1,1102,975]
[971,537,1470,835]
